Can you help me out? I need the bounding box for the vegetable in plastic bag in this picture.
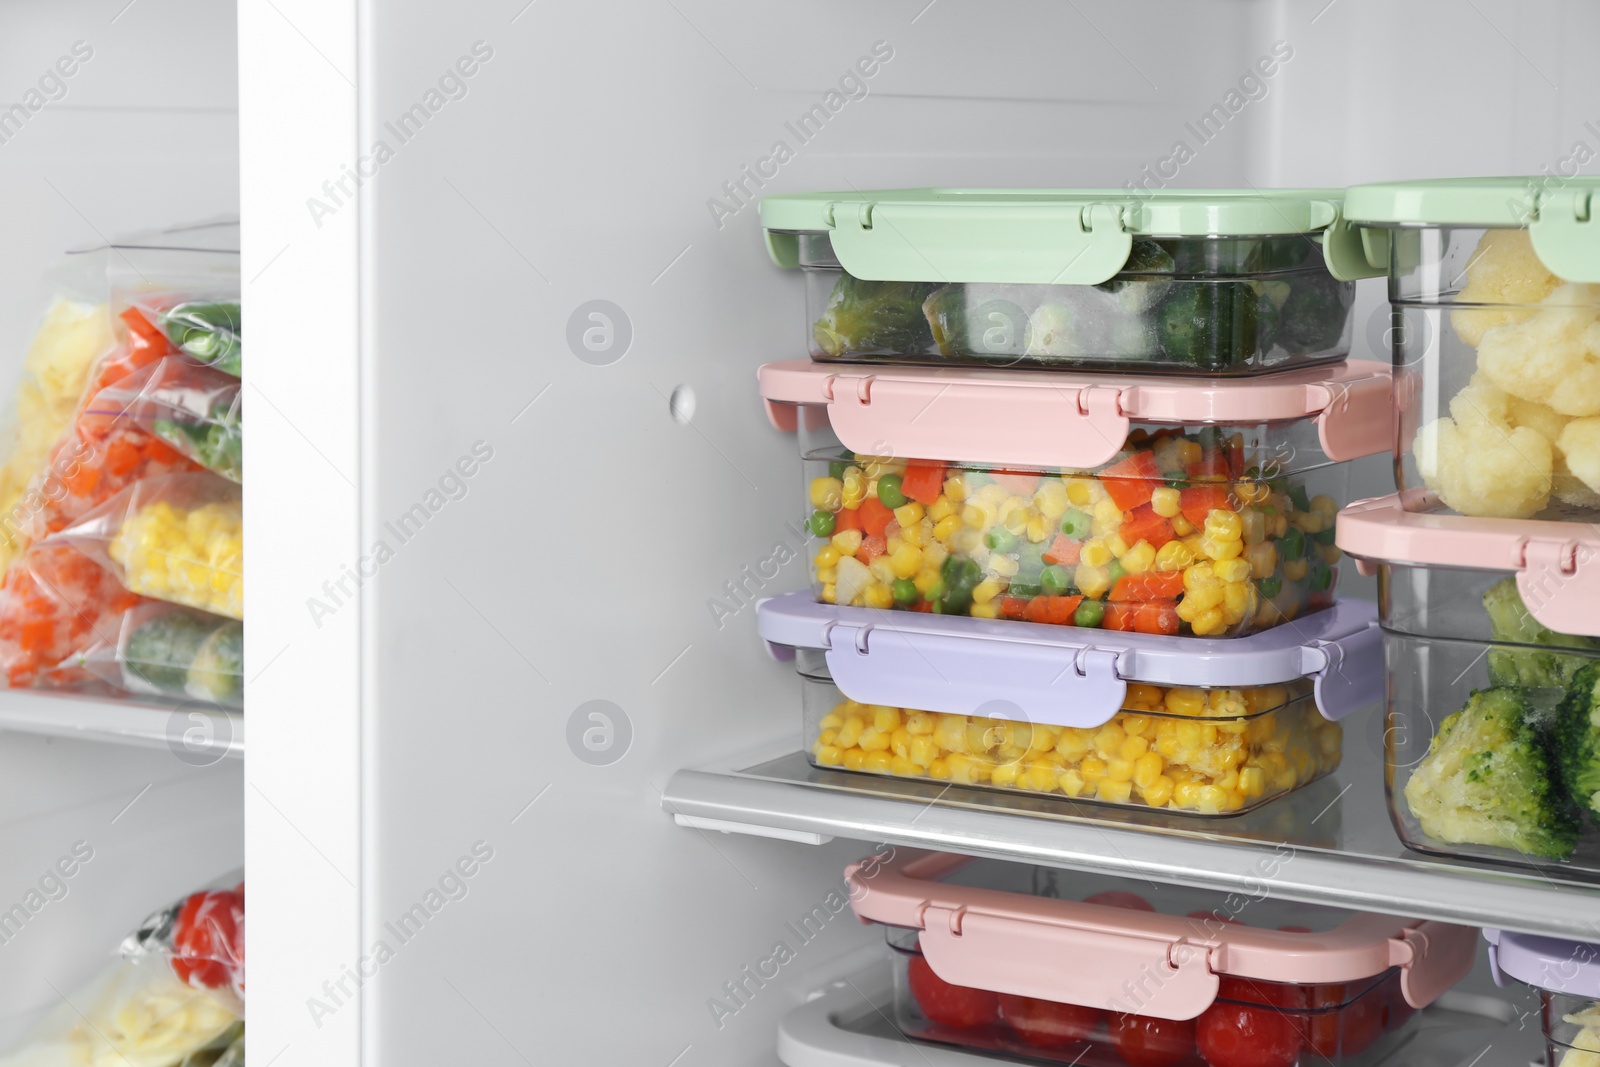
[0,541,145,688]
[151,302,241,378]
[102,603,243,707]
[82,359,241,483]
[123,877,245,1014]
[62,473,242,620]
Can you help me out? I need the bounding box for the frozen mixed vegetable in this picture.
[1403,687,1580,861]
[84,359,241,483]
[806,237,1352,371]
[809,430,1340,637]
[810,681,1340,815]
[0,542,145,688]
[138,299,242,378]
[1416,230,1600,517]
[115,605,243,707]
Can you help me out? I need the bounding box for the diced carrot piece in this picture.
[1133,599,1181,635]
[1119,504,1175,551]
[142,435,188,466]
[835,506,863,534]
[1100,451,1162,511]
[1046,595,1083,625]
[900,460,947,505]
[104,438,142,476]
[1186,450,1231,482]
[857,535,886,564]
[858,497,894,538]
[1111,572,1185,602]
[1102,603,1138,632]
[1179,485,1234,528]
[1024,596,1052,624]
[999,597,1030,620]
[60,464,100,497]
[1042,535,1081,566]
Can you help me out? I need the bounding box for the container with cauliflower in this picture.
[1337,178,1600,521]
[763,189,1364,375]
[1486,929,1600,1067]
[765,360,1391,639]
[1338,500,1600,872]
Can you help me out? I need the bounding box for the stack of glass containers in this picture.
[1332,178,1600,874]
[757,188,1395,820]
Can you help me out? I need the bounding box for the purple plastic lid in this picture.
[756,591,1381,730]
[1485,929,1600,997]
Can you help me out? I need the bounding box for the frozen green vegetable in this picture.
[160,302,242,377]
[923,286,1031,359]
[1275,273,1352,355]
[1095,239,1174,313]
[1556,663,1600,820]
[1403,686,1580,861]
[125,610,212,692]
[812,274,936,358]
[1156,281,1259,368]
[122,607,243,707]
[154,403,242,483]
[1484,577,1600,689]
[189,622,243,705]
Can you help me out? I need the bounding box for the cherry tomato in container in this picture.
[1196,977,1304,1067]
[1085,890,1156,912]
[1109,1013,1196,1067]
[906,953,997,1029]
[998,994,1103,1049]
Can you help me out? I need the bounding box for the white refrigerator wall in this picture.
[0,0,241,1049]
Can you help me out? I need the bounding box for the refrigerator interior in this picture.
[0,0,1597,1065]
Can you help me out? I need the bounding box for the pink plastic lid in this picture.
[846,849,1478,1020]
[1337,494,1600,638]
[759,359,1392,470]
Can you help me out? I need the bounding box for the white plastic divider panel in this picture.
[241,0,361,1066]
[359,2,1290,1066]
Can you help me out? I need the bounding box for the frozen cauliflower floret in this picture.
[1415,372,1555,518]
[1558,417,1600,495]
[1561,1016,1600,1067]
[1477,284,1600,416]
[1507,393,1571,441]
[1451,229,1563,346]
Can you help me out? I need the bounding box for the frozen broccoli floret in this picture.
[1155,281,1259,368]
[923,285,1031,359]
[1477,284,1600,418]
[1556,663,1600,820]
[1275,272,1353,354]
[1485,578,1600,689]
[1413,372,1555,518]
[1095,239,1173,313]
[1243,237,1316,273]
[811,274,936,357]
[1403,686,1580,861]
[1451,229,1563,347]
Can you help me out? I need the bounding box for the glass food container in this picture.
[761,359,1391,638]
[1334,178,1600,522]
[1337,495,1600,874]
[759,591,1379,816]
[1486,929,1600,1067]
[846,849,1476,1067]
[762,189,1368,375]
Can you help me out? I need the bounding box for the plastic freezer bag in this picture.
[63,474,242,620]
[126,299,240,379]
[105,223,241,380]
[0,542,145,688]
[0,960,239,1067]
[122,877,245,1013]
[87,603,242,708]
[81,359,240,483]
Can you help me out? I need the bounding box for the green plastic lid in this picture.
[1335,177,1600,282]
[760,188,1363,286]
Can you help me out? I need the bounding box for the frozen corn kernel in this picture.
[1133,752,1165,790]
[840,469,867,509]
[1092,497,1124,530]
[810,477,843,509]
[927,498,956,523]
[1080,539,1113,568]
[1097,779,1134,804]
[942,477,968,503]
[1154,540,1196,572]
[969,600,1001,620]
[1121,541,1156,575]
[1075,564,1111,599]
[831,528,863,555]
[893,502,925,527]
[863,583,894,610]
[1150,487,1181,518]
[1214,558,1251,584]
[1034,480,1070,518]
[889,544,922,580]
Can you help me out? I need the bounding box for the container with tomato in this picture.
[760,360,1390,639]
[762,590,1377,815]
[850,850,1475,1067]
[1486,929,1600,1067]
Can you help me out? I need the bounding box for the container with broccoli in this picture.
[766,189,1363,375]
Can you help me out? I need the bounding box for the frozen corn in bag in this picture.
[122,875,245,1013]
[62,473,242,620]
[86,602,243,708]
[81,359,240,483]
[0,541,146,688]
[0,876,244,1067]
